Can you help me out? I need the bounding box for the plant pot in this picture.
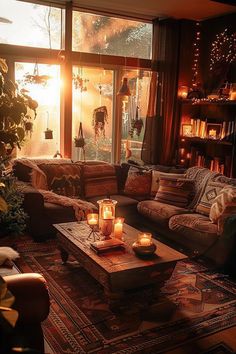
[44,129,53,139]
[75,137,85,148]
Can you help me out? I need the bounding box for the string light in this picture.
[191,22,201,87]
[210,28,236,71]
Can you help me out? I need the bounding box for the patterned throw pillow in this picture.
[155,176,195,208]
[39,163,82,197]
[82,163,118,198]
[196,181,226,216]
[150,171,186,197]
[124,167,152,196]
[210,185,236,224]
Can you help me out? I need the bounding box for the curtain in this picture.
[141,18,181,165]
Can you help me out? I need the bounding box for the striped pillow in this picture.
[155,177,195,208]
[196,181,226,216]
[151,171,186,197]
[83,164,118,198]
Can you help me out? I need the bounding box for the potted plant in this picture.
[0,58,38,174]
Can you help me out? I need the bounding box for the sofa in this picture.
[2,272,50,353]
[12,158,236,269]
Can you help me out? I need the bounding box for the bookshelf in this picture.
[177,99,236,177]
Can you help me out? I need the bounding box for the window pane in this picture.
[72,11,152,59]
[72,66,113,162]
[120,70,151,162]
[15,62,61,157]
[0,0,63,49]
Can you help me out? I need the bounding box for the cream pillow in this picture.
[210,185,236,224]
[0,247,19,266]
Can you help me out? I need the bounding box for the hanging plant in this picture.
[129,106,143,138]
[92,105,108,139]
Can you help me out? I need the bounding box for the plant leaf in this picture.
[0,196,8,212]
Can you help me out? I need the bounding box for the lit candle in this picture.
[114,218,124,239]
[103,208,112,219]
[87,213,98,226]
[138,233,152,246]
[209,129,216,139]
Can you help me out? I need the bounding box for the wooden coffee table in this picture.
[53,221,187,309]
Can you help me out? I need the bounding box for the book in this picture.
[90,238,125,254]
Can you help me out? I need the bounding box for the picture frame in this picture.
[182,124,193,137]
[206,123,222,140]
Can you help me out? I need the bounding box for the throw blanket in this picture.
[12,158,48,190]
[38,189,96,221]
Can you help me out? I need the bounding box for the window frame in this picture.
[0,0,152,163]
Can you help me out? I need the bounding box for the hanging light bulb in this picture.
[117,57,131,96]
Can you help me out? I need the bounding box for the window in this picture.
[0,0,64,49]
[72,66,114,162]
[72,11,152,59]
[120,70,151,162]
[15,62,61,157]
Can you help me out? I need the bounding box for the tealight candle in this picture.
[87,213,98,226]
[138,233,152,246]
[114,217,124,239]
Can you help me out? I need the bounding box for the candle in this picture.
[138,233,152,246]
[209,129,216,139]
[114,218,124,239]
[103,208,112,219]
[87,213,98,226]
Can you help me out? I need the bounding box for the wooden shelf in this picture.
[179,99,236,106]
[179,136,233,146]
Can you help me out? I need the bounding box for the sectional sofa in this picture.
[12,158,236,268]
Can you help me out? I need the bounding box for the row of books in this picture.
[182,118,235,142]
[188,147,232,176]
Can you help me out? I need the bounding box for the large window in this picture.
[72,66,114,162]
[15,62,61,157]
[0,0,63,49]
[72,11,152,59]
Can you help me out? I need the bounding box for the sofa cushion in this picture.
[39,163,82,197]
[169,213,218,247]
[155,177,194,208]
[196,181,226,216]
[124,167,152,197]
[137,200,189,225]
[209,185,236,231]
[82,163,118,198]
[151,171,186,197]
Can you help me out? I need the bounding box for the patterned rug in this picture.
[13,238,236,354]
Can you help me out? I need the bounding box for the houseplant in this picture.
[0,58,37,235]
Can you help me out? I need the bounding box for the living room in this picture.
[0,0,236,353]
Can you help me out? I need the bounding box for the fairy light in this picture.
[191,22,201,87]
[210,28,236,71]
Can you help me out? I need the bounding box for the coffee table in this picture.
[53,221,187,309]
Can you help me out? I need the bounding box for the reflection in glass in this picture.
[72,11,152,59]
[72,66,113,162]
[15,62,61,157]
[0,0,63,49]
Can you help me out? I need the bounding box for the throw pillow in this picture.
[39,163,82,197]
[124,167,152,196]
[209,185,236,224]
[0,247,19,266]
[151,171,186,197]
[155,176,195,208]
[196,181,226,216]
[82,163,118,198]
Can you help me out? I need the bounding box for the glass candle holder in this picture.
[114,217,125,239]
[86,213,100,242]
[87,213,98,226]
[132,232,156,257]
[97,199,117,238]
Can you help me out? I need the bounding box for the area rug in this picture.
[14,238,236,354]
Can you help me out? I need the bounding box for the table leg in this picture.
[59,246,69,264]
[105,288,124,312]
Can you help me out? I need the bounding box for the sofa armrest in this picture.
[16,182,44,212]
[4,273,50,324]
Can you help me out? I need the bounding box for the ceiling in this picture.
[67,0,236,21]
